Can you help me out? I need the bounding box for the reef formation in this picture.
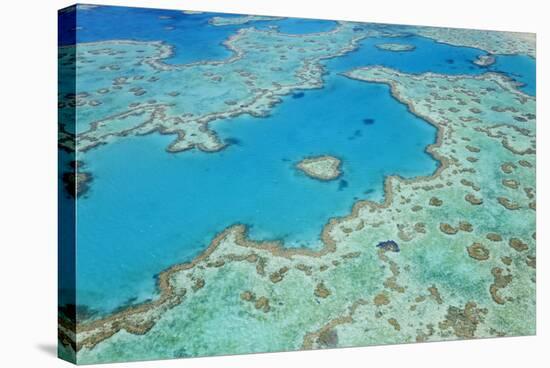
[59,7,536,364]
[63,64,535,364]
[473,54,496,67]
[375,43,416,52]
[297,155,342,181]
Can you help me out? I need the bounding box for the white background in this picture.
[0,0,546,366]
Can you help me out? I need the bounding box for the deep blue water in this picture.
[327,35,535,95]
[489,54,536,95]
[271,17,338,34]
[59,5,337,64]
[61,6,243,64]
[58,150,76,309]
[59,5,536,313]
[331,35,484,74]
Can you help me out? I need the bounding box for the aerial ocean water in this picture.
[60,6,338,64]
[58,6,536,314]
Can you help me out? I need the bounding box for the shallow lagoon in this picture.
[66,7,536,313]
[76,73,438,312]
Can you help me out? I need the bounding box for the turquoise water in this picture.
[60,5,536,313]
[76,74,438,312]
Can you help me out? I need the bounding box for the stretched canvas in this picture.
[58,4,536,364]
